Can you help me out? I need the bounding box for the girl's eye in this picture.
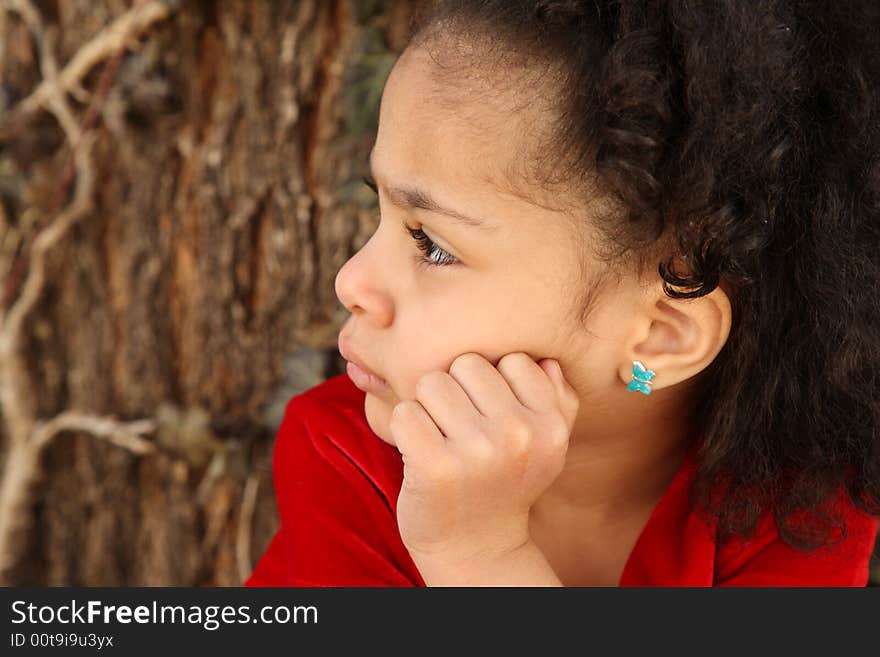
[404,225,459,268]
[361,175,460,269]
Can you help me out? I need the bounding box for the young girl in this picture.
[246,0,880,586]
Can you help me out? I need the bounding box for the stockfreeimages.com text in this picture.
[11,599,317,631]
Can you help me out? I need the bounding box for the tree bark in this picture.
[0,0,411,585]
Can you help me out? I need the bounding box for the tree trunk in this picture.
[0,0,410,585]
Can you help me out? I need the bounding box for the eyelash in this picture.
[362,175,459,268]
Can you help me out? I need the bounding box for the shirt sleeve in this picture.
[245,395,423,587]
[714,490,879,587]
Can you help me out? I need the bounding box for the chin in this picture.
[364,390,397,447]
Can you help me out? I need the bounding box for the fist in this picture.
[390,352,580,562]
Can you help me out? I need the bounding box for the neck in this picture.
[533,383,696,524]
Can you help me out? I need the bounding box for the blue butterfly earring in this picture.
[626,360,655,395]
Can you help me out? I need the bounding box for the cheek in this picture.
[389,276,571,387]
[391,318,538,391]
[391,323,459,386]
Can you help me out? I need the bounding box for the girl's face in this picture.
[335,46,643,447]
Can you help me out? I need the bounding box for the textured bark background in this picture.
[0,0,411,585]
[2,0,878,588]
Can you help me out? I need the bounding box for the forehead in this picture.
[374,45,574,218]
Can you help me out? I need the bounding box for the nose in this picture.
[334,234,393,328]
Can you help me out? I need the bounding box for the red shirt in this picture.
[245,373,879,586]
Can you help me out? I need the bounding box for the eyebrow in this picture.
[368,148,497,233]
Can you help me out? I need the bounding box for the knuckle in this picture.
[467,439,496,466]
[564,389,580,414]
[503,417,533,454]
[414,377,428,399]
[468,419,491,443]
[547,414,571,448]
[498,351,535,372]
[496,352,524,371]
[450,352,482,375]
[389,401,411,427]
[498,352,526,365]
[414,371,443,398]
[545,449,567,478]
[495,352,535,380]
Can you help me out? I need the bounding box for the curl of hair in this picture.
[407,0,880,549]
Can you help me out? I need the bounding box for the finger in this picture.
[413,370,484,444]
[446,352,516,417]
[494,352,558,412]
[389,399,448,467]
[538,358,580,427]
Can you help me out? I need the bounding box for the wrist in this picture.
[411,537,562,587]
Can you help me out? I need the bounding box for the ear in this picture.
[617,282,732,392]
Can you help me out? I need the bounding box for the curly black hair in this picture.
[403,0,880,550]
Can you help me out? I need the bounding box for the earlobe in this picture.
[621,284,732,392]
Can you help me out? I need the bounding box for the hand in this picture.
[390,352,580,568]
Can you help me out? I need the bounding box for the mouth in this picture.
[345,360,391,393]
[338,334,390,393]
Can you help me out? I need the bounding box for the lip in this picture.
[338,334,390,394]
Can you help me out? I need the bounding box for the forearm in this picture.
[413,540,563,587]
